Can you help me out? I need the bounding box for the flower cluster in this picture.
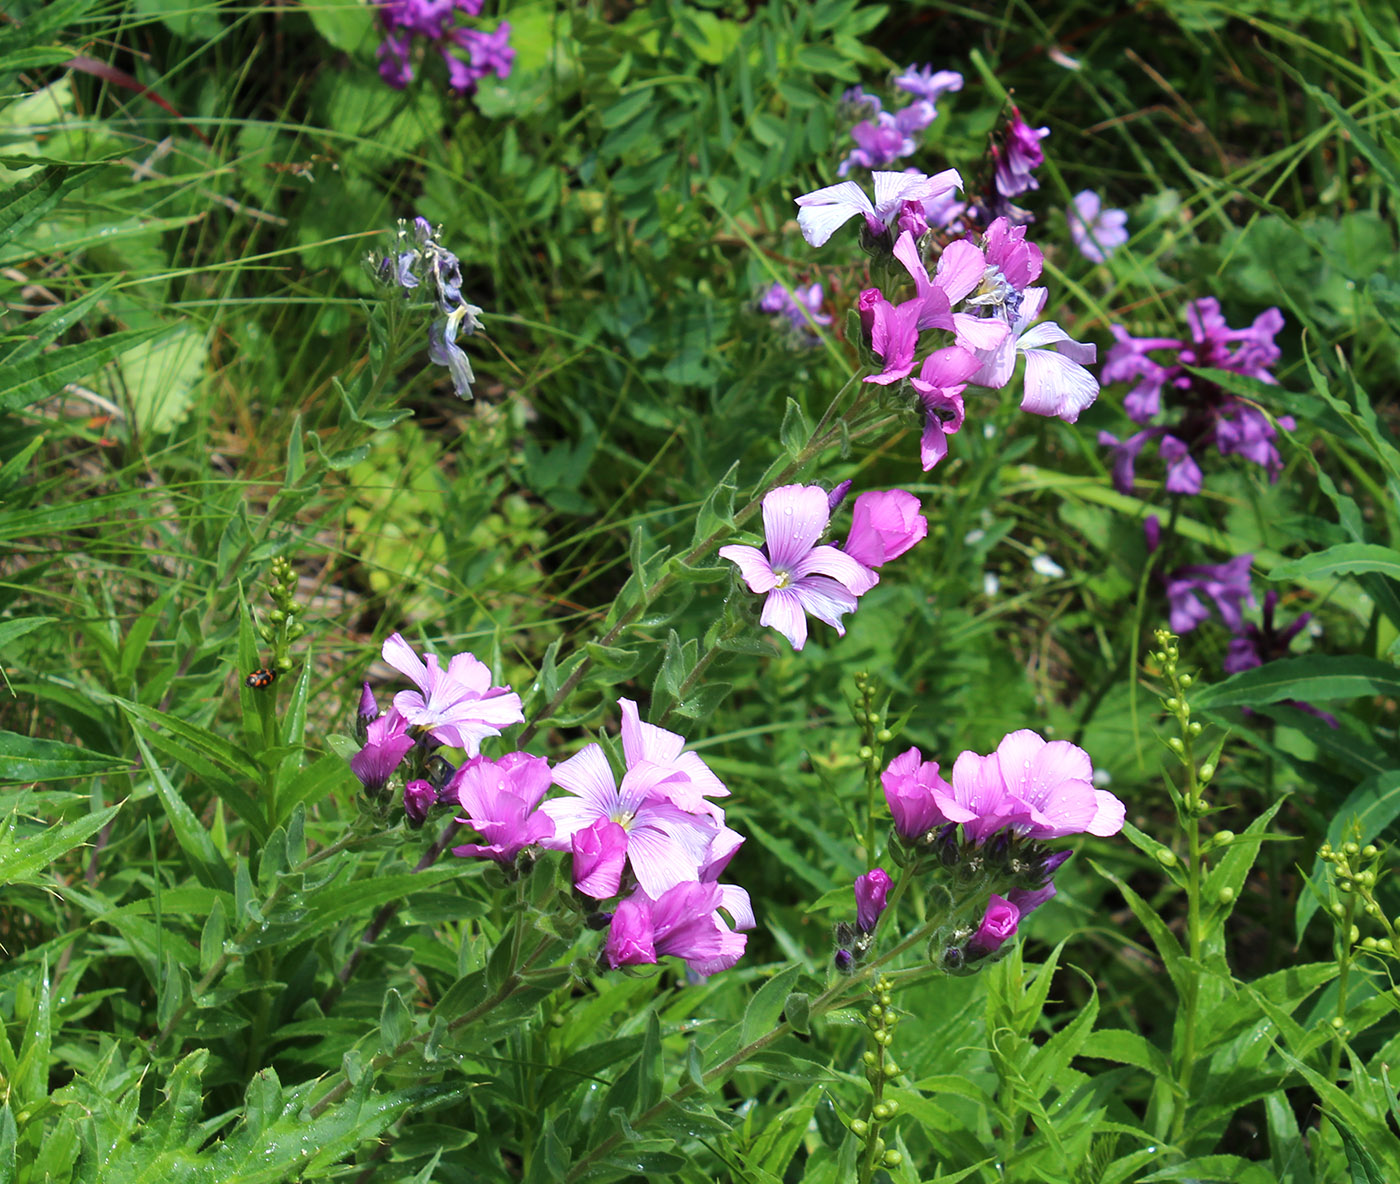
[1067,190,1128,263]
[992,106,1050,201]
[720,484,927,650]
[796,169,1098,458]
[1100,298,1291,494]
[372,217,485,399]
[376,0,513,95]
[836,65,963,177]
[757,280,832,347]
[349,659,752,977]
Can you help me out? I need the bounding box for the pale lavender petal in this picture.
[442,651,492,692]
[759,587,808,650]
[619,697,684,769]
[792,543,870,594]
[719,544,778,594]
[626,823,704,896]
[795,181,874,246]
[1021,345,1099,423]
[550,744,618,814]
[715,882,755,931]
[1086,789,1127,836]
[792,575,859,635]
[970,334,1017,389]
[761,484,831,571]
[382,632,429,688]
[935,239,987,305]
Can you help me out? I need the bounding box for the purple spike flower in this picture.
[1067,190,1128,263]
[1165,554,1256,634]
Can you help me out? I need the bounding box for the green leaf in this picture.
[0,730,127,782]
[306,0,376,49]
[779,396,811,459]
[742,963,804,1045]
[784,992,811,1036]
[0,326,164,414]
[128,726,231,891]
[111,325,208,435]
[0,165,102,253]
[1268,543,1400,583]
[380,989,411,1055]
[1193,656,1400,710]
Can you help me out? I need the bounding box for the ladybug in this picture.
[245,667,278,690]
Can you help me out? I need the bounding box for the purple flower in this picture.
[881,747,980,840]
[841,489,928,594]
[350,707,415,794]
[969,286,1100,423]
[993,107,1050,198]
[538,700,726,895]
[1067,190,1128,263]
[1165,554,1256,634]
[967,894,1020,957]
[854,867,892,933]
[403,778,436,829]
[989,729,1125,840]
[795,168,963,247]
[375,0,509,95]
[378,32,415,87]
[890,232,1010,352]
[449,751,555,863]
[1159,434,1204,495]
[605,881,748,976]
[893,65,964,105]
[758,280,831,344]
[571,817,628,900]
[837,115,915,177]
[381,632,523,754]
[858,289,923,385]
[1225,591,1338,726]
[909,345,981,470]
[444,21,514,94]
[1101,299,1291,490]
[719,484,870,651]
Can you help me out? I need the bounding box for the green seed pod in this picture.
[872,1102,892,1121]
[883,1062,899,1078]
[1362,937,1378,950]
[883,1151,903,1168]
[859,746,874,761]
[1212,829,1234,848]
[1332,902,1348,918]
[1168,738,1184,753]
[1188,722,1202,736]
[877,728,893,743]
[1218,887,1235,905]
[1363,845,1378,859]
[1331,1016,1345,1030]
[1344,841,1360,857]
[1349,925,1360,944]
[862,1050,878,1066]
[851,1119,868,1138]
[1156,848,1178,868]
[1165,697,1179,711]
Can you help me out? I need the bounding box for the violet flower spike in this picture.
[1165,555,1256,634]
[718,484,870,651]
[892,65,964,104]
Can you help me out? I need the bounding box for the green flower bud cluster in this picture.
[1320,838,1398,959]
[851,975,904,1171]
[255,555,306,675]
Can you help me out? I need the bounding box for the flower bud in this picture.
[403,779,435,829]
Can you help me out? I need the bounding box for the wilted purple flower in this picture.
[1165,554,1256,634]
[403,778,436,829]
[381,632,523,753]
[719,484,870,650]
[993,107,1050,198]
[350,707,415,794]
[967,894,1020,958]
[795,168,962,247]
[605,881,748,976]
[841,489,928,594]
[1067,190,1128,263]
[854,867,892,932]
[449,751,555,863]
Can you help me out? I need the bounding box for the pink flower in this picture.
[859,290,923,385]
[993,107,1049,198]
[981,217,1044,294]
[403,778,436,829]
[381,632,523,754]
[538,701,725,896]
[1067,190,1128,263]
[969,287,1099,423]
[842,490,928,594]
[990,730,1125,839]
[890,232,1009,352]
[719,484,870,651]
[571,818,628,899]
[605,881,748,976]
[449,751,555,863]
[881,747,979,839]
[795,168,963,247]
[967,894,1020,957]
[854,868,892,932]
[350,707,414,793]
[909,345,981,470]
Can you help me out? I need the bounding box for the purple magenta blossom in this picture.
[881,747,980,840]
[1067,190,1129,263]
[449,751,555,864]
[376,0,509,95]
[403,778,436,829]
[795,168,962,248]
[381,632,523,754]
[605,881,748,976]
[1225,591,1338,726]
[758,281,832,345]
[909,345,981,470]
[1101,299,1291,490]
[719,484,870,650]
[890,232,1010,352]
[859,289,923,385]
[969,286,1099,423]
[854,867,892,933]
[444,22,514,93]
[1158,434,1204,495]
[989,729,1125,840]
[841,489,928,594]
[539,700,726,896]
[1166,554,1256,634]
[993,107,1050,198]
[350,707,415,794]
[571,817,628,900]
[837,116,915,177]
[967,894,1020,958]
[893,65,964,105]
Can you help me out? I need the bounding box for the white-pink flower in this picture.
[969,287,1099,423]
[795,168,962,248]
[381,633,524,754]
[719,484,870,651]
[539,699,727,896]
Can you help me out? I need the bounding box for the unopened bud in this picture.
[851,1119,869,1137]
[859,745,874,761]
[1218,887,1235,905]
[1179,674,1193,688]
[1363,845,1378,858]
[1188,722,1202,736]
[883,1151,903,1168]
[872,1102,892,1121]
[1168,738,1184,753]
[1199,763,1215,781]
[1156,848,1178,868]
[1212,830,1234,848]
[876,728,893,743]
